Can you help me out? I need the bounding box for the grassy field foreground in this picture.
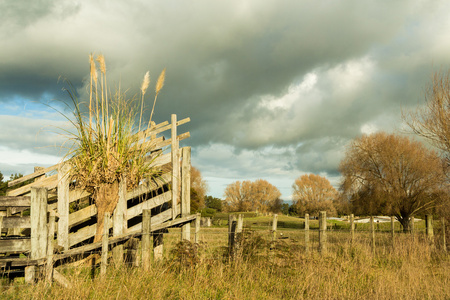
[1,216,449,299]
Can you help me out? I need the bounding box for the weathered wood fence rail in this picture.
[0,115,196,285]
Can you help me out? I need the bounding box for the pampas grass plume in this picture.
[156,68,166,94]
[97,54,106,74]
[141,71,150,96]
[90,54,98,84]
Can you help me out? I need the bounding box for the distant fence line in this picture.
[225,212,447,258]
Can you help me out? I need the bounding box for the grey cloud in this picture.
[1,1,450,198]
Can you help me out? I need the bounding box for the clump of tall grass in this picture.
[61,54,166,241]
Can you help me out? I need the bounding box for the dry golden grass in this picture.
[3,227,447,300]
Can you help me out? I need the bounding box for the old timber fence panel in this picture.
[0,114,198,284]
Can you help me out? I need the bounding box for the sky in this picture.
[1,0,450,201]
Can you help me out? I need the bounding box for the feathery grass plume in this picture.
[156,68,166,94]
[96,54,107,135]
[149,68,166,128]
[141,71,150,95]
[89,54,96,131]
[139,71,150,132]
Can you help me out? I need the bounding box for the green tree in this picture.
[204,195,223,212]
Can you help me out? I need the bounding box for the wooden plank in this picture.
[142,210,151,271]
[101,212,110,277]
[138,136,165,151]
[125,173,171,201]
[171,114,180,220]
[0,239,31,252]
[127,204,178,233]
[134,120,169,142]
[8,175,58,197]
[181,147,191,241]
[195,213,201,243]
[113,178,127,266]
[67,199,174,248]
[148,152,171,168]
[318,211,327,254]
[157,132,190,150]
[2,216,31,229]
[46,211,55,283]
[58,213,196,260]
[58,163,71,250]
[8,164,59,188]
[69,188,91,203]
[0,257,42,268]
[53,269,73,288]
[69,204,97,228]
[0,196,31,207]
[135,118,190,142]
[30,187,48,259]
[68,223,97,248]
[126,191,171,220]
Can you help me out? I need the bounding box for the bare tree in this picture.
[404,70,450,169]
[339,132,446,232]
[292,174,338,216]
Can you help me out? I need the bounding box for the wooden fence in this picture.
[225,212,447,259]
[0,114,197,285]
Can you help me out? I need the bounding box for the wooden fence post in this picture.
[228,214,237,259]
[181,147,191,241]
[171,114,180,220]
[304,213,310,254]
[426,215,434,245]
[113,177,127,267]
[101,212,110,277]
[236,214,244,257]
[391,216,395,249]
[57,163,70,250]
[272,214,278,242]
[370,216,375,255]
[350,214,355,243]
[45,210,55,284]
[153,231,164,262]
[27,187,48,283]
[194,213,201,244]
[318,211,327,254]
[442,217,447,252]
[142,210,151,272]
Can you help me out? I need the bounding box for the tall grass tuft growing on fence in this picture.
[60,54,166,241]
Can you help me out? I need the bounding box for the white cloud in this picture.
[0,146,61,166]
[259,72,318,110]
[360,123,378,135]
